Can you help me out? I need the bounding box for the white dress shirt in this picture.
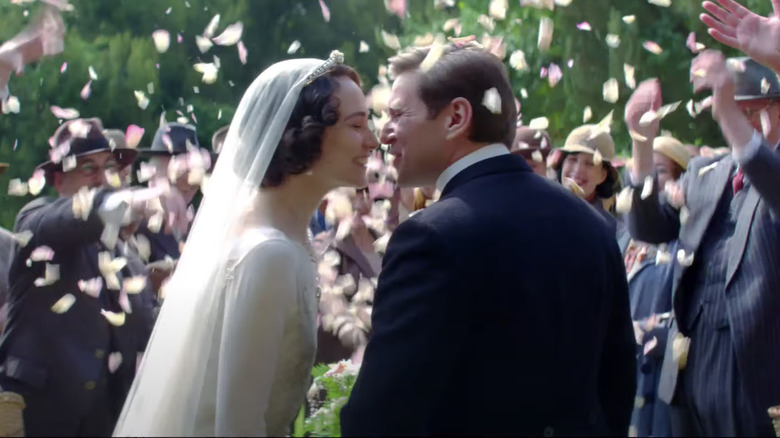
[435,143,509,193]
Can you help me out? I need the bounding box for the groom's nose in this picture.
[379,122,395,146]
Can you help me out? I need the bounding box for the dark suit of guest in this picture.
[618,233,674,437]
[0,227,15,329]
[342,152,636,436]
[136,221,181,263]
[0,193,156,436]
[628,142,780,436]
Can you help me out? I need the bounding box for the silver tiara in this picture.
[304,50,345,85]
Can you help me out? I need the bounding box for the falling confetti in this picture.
[78,277,103,298]
[478,15,495,32]
[80,80,92,100]
[50,106,79,120]
[134,91,150,110]
[101,310,126,326]
[196,35,213,53]
[615,187,634,214]
[509,50,528,71]
[203,13,221,38]
[442,18,461,34]
[122,276,147,295]
[761,77,771,95]
[212,22,243,46]
[287,40,301,54]
[606,34,620,48]
[679,205,690,225]
[643,41,663,55]
[194,63,218,84]
[385,0,407,19]
[88,66,98,81]
[528,117,549,130]
[237,41,248,65]
[676,249,694,267]
[13,230,33,247]
[603,78,619,103]
[648,0,671,6]
[482,87,502,114]
[29,245,54,263]
[108,352,123,374]
[34,263,60,287]
[319,0,331,22]
[624,64,636,89]
[593,149,603,166]
[538,17,553,51]
[520,88,528,99]
[576,22,591,31]
[28,170,46,195]
[623,15,636,24]
[177,34,183,44]
[2,96,20,114]
[489,0,508,20]
[381,30,401,50]
[641,176,654,199]
[761,110,772,138]
[152,29,170,53]
[8,179,28,196]
[547,63,562,87]
[60,62,67,73]
[420,35,446,72]
[51,293,75,313]
[583,106,592,122]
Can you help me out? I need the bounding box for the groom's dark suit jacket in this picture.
[341,154,636,436]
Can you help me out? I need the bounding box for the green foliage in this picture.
[294,362,358,437]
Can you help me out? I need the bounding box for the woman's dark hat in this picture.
[139,122,205,156]
[730,57,780,101]
[510,127,552,161]
[36,118,138,177]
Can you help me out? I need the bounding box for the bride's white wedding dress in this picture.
[190,227,318,436]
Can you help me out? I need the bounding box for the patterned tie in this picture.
[732,166,745,194]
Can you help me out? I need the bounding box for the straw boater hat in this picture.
[730,56,780,101]
[551,124,619,180]
[653,136,690,170]
[36,118,138,180]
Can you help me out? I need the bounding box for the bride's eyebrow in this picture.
[343,110,368,121]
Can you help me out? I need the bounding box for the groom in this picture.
[341,42,636,436]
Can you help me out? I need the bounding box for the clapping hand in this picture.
[701,0,780,73]
[625,78,663,142]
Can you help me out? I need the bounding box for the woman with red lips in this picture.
[551,124,620,234]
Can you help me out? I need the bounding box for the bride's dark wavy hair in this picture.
[262,64,361,188]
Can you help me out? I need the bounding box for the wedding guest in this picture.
[510,126,552,177]
[0,163,13,333]
[625,48,780,435]
[550,124,620,233]
[0,118,186,436]
[135,122,211,264]
[619,135,690,438]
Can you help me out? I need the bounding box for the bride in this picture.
[113,51,378,436]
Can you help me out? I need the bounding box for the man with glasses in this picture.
[624,53,780,436]
[0,118,188,436]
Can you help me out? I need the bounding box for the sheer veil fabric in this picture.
[113,54,340,436]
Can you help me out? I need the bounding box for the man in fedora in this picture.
[0,118,188,436]
[135,122,213,266]
[510,126,552,177]
[625,51,780,436]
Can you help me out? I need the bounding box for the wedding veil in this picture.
[113,51,344,436]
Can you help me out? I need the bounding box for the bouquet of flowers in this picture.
[293,360,360,437]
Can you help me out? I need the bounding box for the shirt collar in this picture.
[435,143,509,193]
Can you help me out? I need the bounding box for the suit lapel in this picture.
[726,185,761,289]
[679,157,733,253]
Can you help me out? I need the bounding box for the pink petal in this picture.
[237,40,248,65]
[177,33,183,44]
[60,62,67,74]
[50,105,79,120]
[576,22,591,31]
[125,125,145,149]
[385,0,406,19]
[540,66,548,78]
[80,80,92,100]
[319,0,331,22]
[643,41,663,55]
[548,63,562,87]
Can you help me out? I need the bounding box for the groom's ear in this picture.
[443,97,473,140]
